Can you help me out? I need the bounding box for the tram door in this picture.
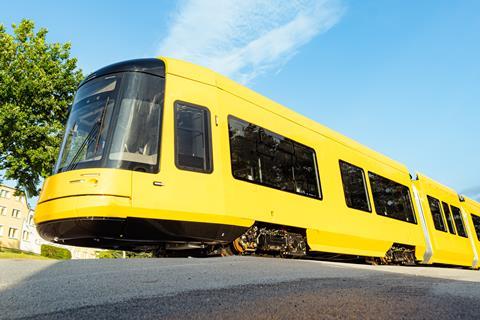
[131,74,225,222]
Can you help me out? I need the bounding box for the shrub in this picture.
[97,250,152,259]
[97,250,124,259]
[41,244,72,260]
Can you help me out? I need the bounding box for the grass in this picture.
[0,249,53,260]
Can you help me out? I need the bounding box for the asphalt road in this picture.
[1,256,480,319]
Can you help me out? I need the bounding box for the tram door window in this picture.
[174,102,212,173]
[471,214,480,241]
[427,196,447,232]
[450,206,468,238]
[339,161,371,212]
[441,202,456,234]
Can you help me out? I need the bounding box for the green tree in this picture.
[0,19,83,196]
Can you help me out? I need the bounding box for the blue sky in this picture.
[1,0,479,202]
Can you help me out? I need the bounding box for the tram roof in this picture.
[161,56,409,174]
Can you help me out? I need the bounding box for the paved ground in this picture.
[1,256,480,319]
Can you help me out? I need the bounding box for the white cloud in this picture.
[157,0,345,84]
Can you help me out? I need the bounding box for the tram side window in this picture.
[174,102,212,173]
[228,117,260,181]
[368,172,416,224]
[257,130,295,192]
[442,202,456,234]
[294,144,320,197]
[450,206,467,238]
[471,214,480,241]
[427,196,447,232]
[228,116,321,199]
[339,160,371,212]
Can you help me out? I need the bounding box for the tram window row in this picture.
[173,102,478,236]
[227,115,417,225]
[174,105,420,226]
[338,160,416,224]
[427,195,468,237]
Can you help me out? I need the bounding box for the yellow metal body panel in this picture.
[35,168,133,224]
[462,197,480,268]
[414,174,474,267]
[38,168,132,203]
[35,195,132,224]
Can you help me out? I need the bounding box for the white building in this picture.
[19,209,43,254]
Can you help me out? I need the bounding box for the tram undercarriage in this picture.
[150,222,417,266]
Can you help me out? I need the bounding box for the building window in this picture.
[368,172,416,224]
[471,214,480,241]
[28,215,34,225]
[427,196,447,232]
[451,206,467,238]
[228,116,321,199]
[174,102,212,173]
[22,231,30,242]
[0,206,6,216]
[11,209,21,218]
[339,160,371,212]
[8,228,18,239]
[0,225,3,236]
[0,189,9,198]
[441,202,456,234]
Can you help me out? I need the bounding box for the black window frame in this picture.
[227,115,322,200]
[427,195,447,232]
[174,100,213,174]
[339,160,372,213]
[471,213,480,242]
[55,59,167,175]
[450,205,468,238]
[368,171,417,224]
[441,201,456,235]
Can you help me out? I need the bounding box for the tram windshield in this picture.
[55,72,164,173]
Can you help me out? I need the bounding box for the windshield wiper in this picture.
[92,97,110,155]
[63,121,101,172]
[62,100,110,172]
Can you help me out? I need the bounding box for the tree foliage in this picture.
[0,19,83,196]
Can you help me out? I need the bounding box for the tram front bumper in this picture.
[35,195,248,250]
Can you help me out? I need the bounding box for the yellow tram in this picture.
[35,57,480,267]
